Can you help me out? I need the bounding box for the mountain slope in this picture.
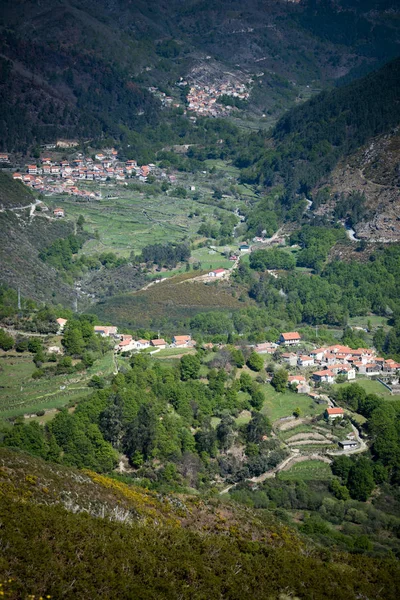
[234,57,400,202]
[313,128,400,241]
[0,174,76,304]
[0,0,399,152]
[1,447,399,600]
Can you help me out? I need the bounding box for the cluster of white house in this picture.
[252,332,400,394]
[90,325,194,352]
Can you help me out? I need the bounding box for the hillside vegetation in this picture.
[0,447,399,599]
[1,0,399,152]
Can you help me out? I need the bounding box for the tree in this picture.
[247,351,264,372]
[246,412,271,444]
[347,457,375,501]
[271,369,288,393]
[180,354,201,381]
[250,388,265,411]
[124,403,158,462]
[216,415,236,452]
[331,455,353,481]
[0,328,14,351]
[62,323,85,356]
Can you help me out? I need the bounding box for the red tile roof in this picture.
[327,407,344,415]
[281,332,301,340]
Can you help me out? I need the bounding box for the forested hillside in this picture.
[0,0,399,153]
[233,57,400,203]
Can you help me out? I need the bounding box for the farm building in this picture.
[208,268,226,278]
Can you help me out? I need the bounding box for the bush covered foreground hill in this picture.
[0,448,399,600]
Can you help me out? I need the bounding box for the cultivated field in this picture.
[278,459,333,481]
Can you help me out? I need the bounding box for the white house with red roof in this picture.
[325,407,344,419]
[297,355,314,368]
[279,332,301,345]
[172,335,192,347]
[151,338,167,350]
[94,325,118,337]
[312,369,335,384]
[208,268,226,278]
[53,208,65,218]
[288,375,306,385]
[56,317,67,332]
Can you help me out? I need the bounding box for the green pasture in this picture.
[278,460,333,481]
[48,190,203,257]
[191,246,234,270]
[260,384,321,422]
[334,377,399,400]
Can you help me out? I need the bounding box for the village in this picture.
[7,149,158,201]
[58,317,399,398]
[185,79,250,117]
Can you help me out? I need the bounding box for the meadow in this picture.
[334,377,399,401]
[0,351,114,420]
[260,383,321,423]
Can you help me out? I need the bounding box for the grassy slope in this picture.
[261,383,321,422]
[0,351,114,419]
[334,377,400,401]
[0,447,399,599]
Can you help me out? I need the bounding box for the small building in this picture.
[208,268,226,278]
[48,345,62,354]
[325,407,344,419]
[239,244,250,252]
[297,355,314,368]
[0,153,10,163]
[94,325,118,337]
[357,363,381,376]
[117,336,136,352]
[56,317,68,332]
[297,382,311,395]
[254,342,277,354]
[281,352,298,367]
[338,440,358,450]
[27,165,37,174]
[133,339,150,350]
[279,332,301,346]
[53,207,65,218]
[172,335,192,347]
[288,375,306,385]
[313,369,335,384]
[151,339,167,350]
